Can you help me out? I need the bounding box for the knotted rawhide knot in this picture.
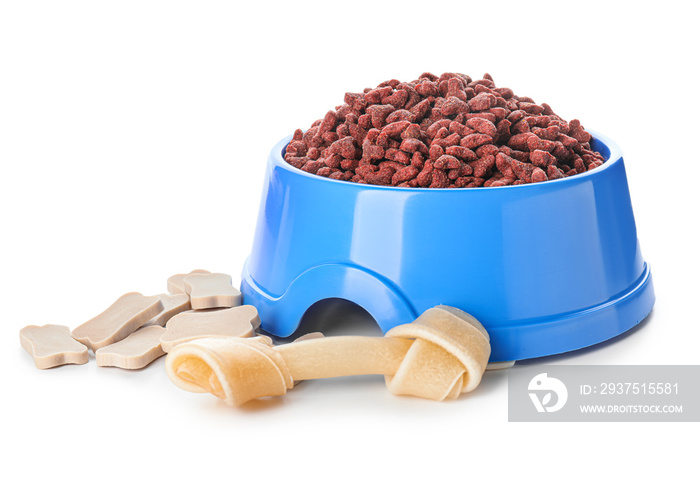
[165,305,492,406]
[384,305,491,401]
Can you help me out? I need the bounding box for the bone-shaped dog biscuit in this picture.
[145,294,190,327]
[96,326,166,369]
[166,306,491,406]
[20,325,89,369]
[167,269,210,295]
[183,273,242,310]
[72,292,164,352]
[159,305,260,353]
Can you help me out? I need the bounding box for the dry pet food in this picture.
[167,269,210,295]
[20,324,89,369]
[72,292,164,352]
[285,72,604,187]
[145,293,191,327]
[95,325,166,369]
[159,305,260,352]
[165,305,491,406]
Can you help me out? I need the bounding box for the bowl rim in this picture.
[270,129,622,191]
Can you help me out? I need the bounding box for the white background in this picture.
[1,1,698,478]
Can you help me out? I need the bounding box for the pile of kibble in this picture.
[284,72,605,188]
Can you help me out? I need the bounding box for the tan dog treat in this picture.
[167,269,210,295]
[72,292,164,352]
[183,273,242,310]
[383,305,490,399]
[96,326,166,369]
[159,305,260,353]
[291,332,325,386]
[20,325,89,369]
[166,306,490,406]
[145,294,190,327]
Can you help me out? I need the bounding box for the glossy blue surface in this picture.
[241,131,655,361]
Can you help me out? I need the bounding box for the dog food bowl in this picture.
[241,131,655,362]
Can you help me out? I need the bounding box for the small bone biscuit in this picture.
[96,326,166,369]
[72,292,164,352]
[159,305,260,352]
[183,273,242,310]
[20,325,89,369]
[167,269,210,295]
[145,294,190,327]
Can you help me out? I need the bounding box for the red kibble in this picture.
[445,145,477,161]
[410,98,432,121]
[324,154,342,168]
[467,92,493,111]
[530,149,557,167]
[382,121,411,138]
[285,72,602,187]
[426,119,452,138]
[382,89,409,108]
[461,133,492,149]
[531,167,548,183]
[301,160,324,174]
[330,137,358,159]
[362,141,384,161]
[526,135,556,152]
[416,162,434,187]
[367,104,396,128]
[495,153,515,178]
[340,159,359,171]
[507,133,533,150]
[472,155,496,178]
[386,109,417,124]
[547,165,566,180]
[415,81,438,97]
[385,148,411,164]
[441,96,470,116]
[428,144,445,160]
[475,144,499,158]
[318,111,338,135]
[401,123,422,139]
[569,119,592,143]
[411,152,425,169]
[439,133,462,149]
[532,125,560,141]
[519,102,545,115]
[488,107,508,121]
[430,168,450,188]
[466,117,497,137]
[321,131,338,144]
[400,137,429,154]
[392,166,419,185]
[364,86,393,104]
[434,155,462,170]
[512,160,536,182]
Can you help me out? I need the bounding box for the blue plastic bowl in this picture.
[241,131,655,362]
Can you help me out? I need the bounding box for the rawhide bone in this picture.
[165,305,490,406]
